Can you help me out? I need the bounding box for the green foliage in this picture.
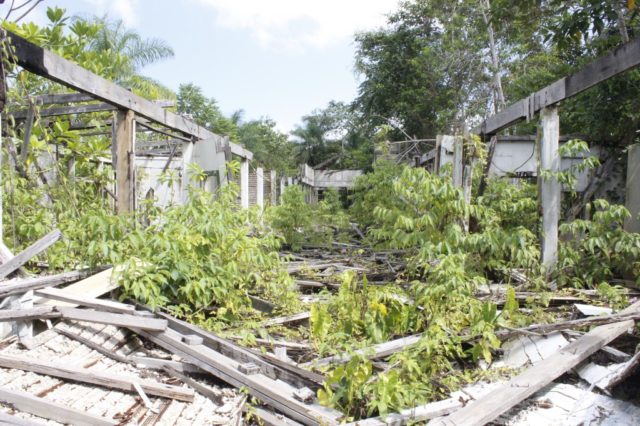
[558,199,640,287]
[177,83,239,140]
[268,185,350,251]
[237,118,295,174]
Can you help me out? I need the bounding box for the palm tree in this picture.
[83,16,175,99]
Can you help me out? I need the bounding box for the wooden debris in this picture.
[0,353,194,401]
[293,387,315,403]
[0,269,100,298]
[260,312,311,327]
[162,365,224,404]
[57,308,167,331]
[303,333,422,368]
[0,410,42,426]
[37,267,119,307]
[0,230,62,279]
[238,362,260,375]
[430,300,640,426]
[35,288,135,314]
[182,334,204,345]
[0,385,117,426]
[0,307,60,322]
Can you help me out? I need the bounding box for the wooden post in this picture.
[256,167,264,208]
[625,144,640,233]
[240,159,249,209]
[539,107,561,273]
[270,170,277,205]
[452,135,464,187]
[113,110,136,214]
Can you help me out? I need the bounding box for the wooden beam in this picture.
[36,267,119,307]
[57,308,167,331]
[114,109,135,214]
[0,386,117,426]
[133,327,342,425]
[302,334,422,369]
[5,31,252,160]
[0,410,42,426]
[260,312,310,328]
[34,92,94,104]
[0,353,194,401]
[539,107,560,273]
[431,300,640,426]
[477,36,640,136]
[9,102,115,120]
[35,288,135,314]
[0,269,99,298]
[0,229,62,279]
[0,307,60,322]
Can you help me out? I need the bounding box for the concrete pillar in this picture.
[625,144,640,233]
[180,141,194,203]
[256,167,264,208]
[287,176,293,186]
[539,107,561,273]
[280,177,286,203]
[270,170,277,205]
[240,159,249,209]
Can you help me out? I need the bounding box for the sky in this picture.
[17,0,401,133]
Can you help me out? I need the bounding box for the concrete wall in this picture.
[136,156,183,208]
[314,170,363,189]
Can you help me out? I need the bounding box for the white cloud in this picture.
[82,0,141,26]
[196,0,400,49]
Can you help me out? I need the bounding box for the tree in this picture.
[176,83,239,140]
[237,118,295,173]
[292,101,373,169]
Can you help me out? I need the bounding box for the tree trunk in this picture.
[481,0,506,112]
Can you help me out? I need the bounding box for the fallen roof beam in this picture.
[35,288,135,314]
[302,333,422,369]
[133,327,343,425]
[431,300,640,426]
[36,267,119,307]
[477,36,640,136]
[58,308,167,330]
[0,229,62,279]
[0,269,100,298]
[0,386,117,426]
[5,31,252,160]
[0,353,194,402]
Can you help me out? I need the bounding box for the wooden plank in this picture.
[0,269,99,298]
[303,334,422,368]
[114,109,135,214]
[155,311,319,389]
[9,102,115,120]
[38,267,119,307]
[5,31,252,160]
[539,107,560,273]
[34,92,95,104]
[53,326,131,364]
[260,312,311,327]
[431,300,640,426]
[478,36,640,136]
[0,307,60,322]
[57,308,167,331]
[35,287,135,314]
[0,353,194,402]
[161,365,224,404]
[0,386,117,426]
[133,327,343,426]
[0,229,62,279]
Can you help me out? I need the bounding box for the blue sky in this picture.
[19,0,400,133]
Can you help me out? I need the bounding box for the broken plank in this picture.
[0,230,62,279]
[155,310,319,389]
[303,334,422,369]
[260,312,311,328]
[57,308,167,331]
[36,267,119,307]
[0,353,194,402]
[226,335,311,351]
[0,269,100,298]
[0,385,117,426]
[162,365,224,404]
[35,288,135,314]
[132,327,343,426]
[495,311,640,340]
[431,300,640,426]
[0,307,60,322]
[129,356,201,373]
[0,410,42,426]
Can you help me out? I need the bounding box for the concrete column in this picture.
[180,141,194,203]
[287,176,293,186]
[256,167,264,208]
[270,170,277,205]
[280,177,286,203]
[240,159,249,208]
[625,144,640,233]
[539,107,561,273]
